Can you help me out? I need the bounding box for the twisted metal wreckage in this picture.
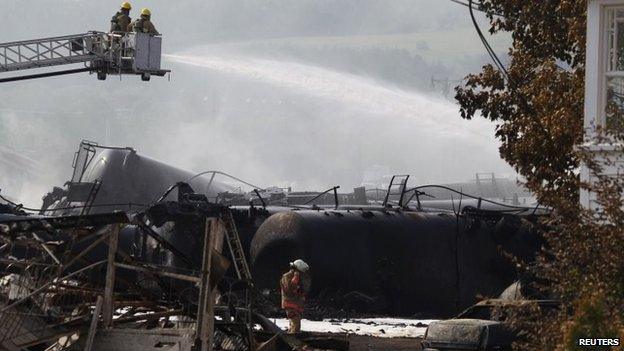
[0,141,547,350]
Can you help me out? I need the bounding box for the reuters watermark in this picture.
[577,338,620,348]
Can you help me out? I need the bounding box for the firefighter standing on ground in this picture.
[129,8,160,35]
[110,2,132,33]
[280,259,311,334]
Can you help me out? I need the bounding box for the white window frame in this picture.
[586,0,624,136]
[603,5,624,128]
[582,0,624,208]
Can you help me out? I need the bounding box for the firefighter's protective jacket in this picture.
[110,11,131,33]
[280,270,311,313]
[128,17,159,35]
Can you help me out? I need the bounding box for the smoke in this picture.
[0,1,515,204]
[0,46,514,206]
[0,110,73,207]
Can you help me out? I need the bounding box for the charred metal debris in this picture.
[0,185,348,351]
[0,142,549,350]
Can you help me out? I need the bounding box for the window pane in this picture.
[606,76,624,132]
[617,21,624,71]
[608,9,615,71]
[606,8,624,71]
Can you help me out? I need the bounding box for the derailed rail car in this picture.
[33,143,543,317]
[251,208,540,317]
[43,143,234,215]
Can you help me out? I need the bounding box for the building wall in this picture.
[582,0,624,208]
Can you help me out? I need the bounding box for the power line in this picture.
[153,170,264,205]
[448,0,504,17]
[465,0,569,126]
[405,184,549,213]
[468,0,510,80]
[431,76,463,97]
[185,171,262,190]
[449,0,484,13]
[464,0,569,77]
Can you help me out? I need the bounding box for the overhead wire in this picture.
[449,0,503,17]
[2,182,547,218]
[463,0,570,73]
[463,0,577,182]
[404,184,549,212]
[465,0,570,79]
[467,0,510,80]
[184,170,263,189]
[152,170,264,205]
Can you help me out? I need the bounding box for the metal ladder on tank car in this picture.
[221,209,253,284]
[80,180,102,215]
[383,175,410,207]
[220,208,255,349]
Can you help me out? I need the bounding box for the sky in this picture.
[0,0,514,206]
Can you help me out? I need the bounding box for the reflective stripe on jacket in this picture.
[280,270,311,312]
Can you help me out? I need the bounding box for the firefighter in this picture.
[110,2,132,33]
[128,8,160,35]
[280,259,311,334]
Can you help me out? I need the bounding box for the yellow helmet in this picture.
[141,8,151,16]
[120,2,131,10]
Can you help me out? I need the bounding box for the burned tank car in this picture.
[250,209,539,317]
[47,146,234,215]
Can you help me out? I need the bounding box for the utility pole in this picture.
[431,76,462,98]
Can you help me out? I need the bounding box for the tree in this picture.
[455,1,586,207]
[455,1,624,349]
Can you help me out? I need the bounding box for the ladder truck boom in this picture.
[0,31,170,83]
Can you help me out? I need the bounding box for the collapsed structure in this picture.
[0,185,346,350]
[0,141,546,350]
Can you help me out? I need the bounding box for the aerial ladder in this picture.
[0,31,169,83]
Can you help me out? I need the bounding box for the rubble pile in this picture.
[0,198,348,351]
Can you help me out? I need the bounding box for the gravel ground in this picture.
[346,335,422,351]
